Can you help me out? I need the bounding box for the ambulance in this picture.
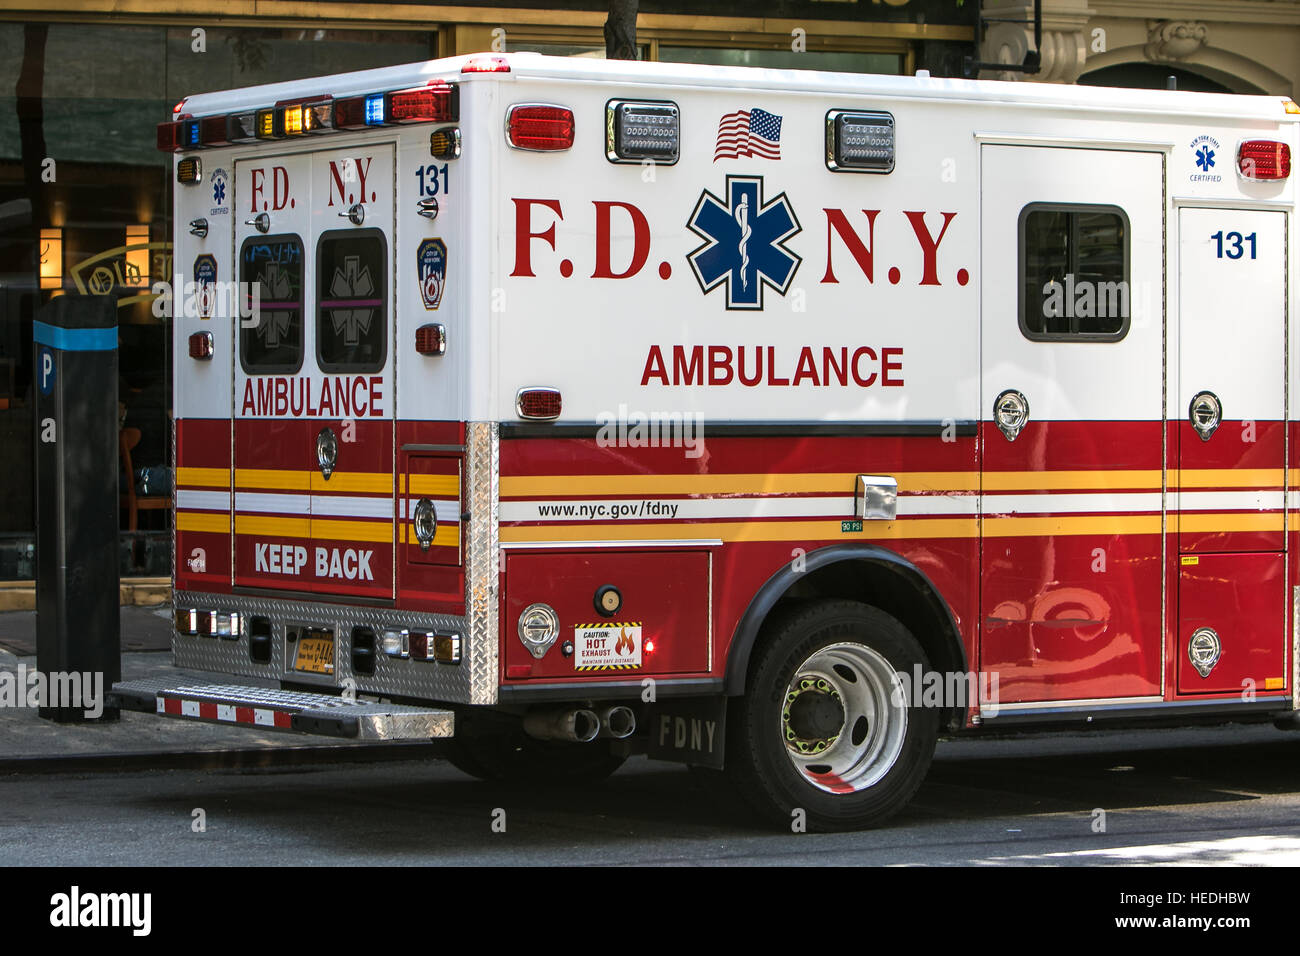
[112,51,1300,831]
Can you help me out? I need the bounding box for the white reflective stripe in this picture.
[236,492,310,516]
[175,489,231,512]
[983,492,1162,515]
[156,698,166,714]
[181,699,200,717]
[400,498,462,522]
[310,496,394,519]
[217,704,237,722]
[254,708,275,726]
[1176,490,1284,511]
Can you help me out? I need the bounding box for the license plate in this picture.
[294,633,335,675]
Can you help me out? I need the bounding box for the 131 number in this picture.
[416,163,449,197]
[1211,230,1257,260]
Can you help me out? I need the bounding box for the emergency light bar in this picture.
[158,83,460,151]
[606,99,679,164]
[825,109,895,173]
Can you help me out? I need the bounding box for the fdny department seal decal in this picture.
[416,238,447,310]
[686,175,800,310]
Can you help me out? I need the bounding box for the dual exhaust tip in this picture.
[524,705,636,743]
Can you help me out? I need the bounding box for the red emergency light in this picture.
[189,331,214,360]
[388,82,458,124]
[506,105,575,151]
[516,387,562,420]
[1238,140,1291,180]
[461,55,510,74]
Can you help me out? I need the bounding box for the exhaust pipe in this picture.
[523,707,600,743]
[598,705,636,739]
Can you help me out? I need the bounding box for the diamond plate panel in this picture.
[172,589,475,703]
[465,421,500,705]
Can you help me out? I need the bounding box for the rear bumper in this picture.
[111,676,454,741]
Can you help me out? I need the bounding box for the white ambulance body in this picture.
[114,53,1299,830]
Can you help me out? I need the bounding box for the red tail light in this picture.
[388,83,458,123]
[462,55,510,74]
[506,105,574,151]
[189,332,214,360]
[1238,140,1291,180]
[516,387,562,420]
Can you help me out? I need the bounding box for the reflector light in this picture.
[434,632,461,664]
[516,386,562,420]
[409,631,435,662]
[176,157,203,184]
[429,127,461,160]
[228,111,259,143]
[388,83,458,124]
[189,331,214,360]
[1238,140,1291,180]
[200,115,229,146]
[333,96,368,130]
[462,55,510,73]
[364,93,386,126]
[195,610,216,637]
[506,104,575,151]
[606,100,679,164]
[1284,99,1300,115]
[381,629,409,658]
[826,109,895,174]
[175,608,197,635]
[215,612,241,639]
[415,323,446,356]
[156,121,184,152]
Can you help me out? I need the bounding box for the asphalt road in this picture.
[4,722,1300,866]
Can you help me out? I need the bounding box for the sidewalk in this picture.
[0,606,419,768]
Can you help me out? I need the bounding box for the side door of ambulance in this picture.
[233,154,314,593]
[980,145,1165,706]
[305,145,397,601]
[1174,206,1287,695]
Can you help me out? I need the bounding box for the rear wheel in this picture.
[724,600,939,831]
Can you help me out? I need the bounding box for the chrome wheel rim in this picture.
[780,641,907,794]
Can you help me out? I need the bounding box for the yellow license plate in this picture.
[294,635,335,675]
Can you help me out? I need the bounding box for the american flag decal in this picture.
[714,107,782,162]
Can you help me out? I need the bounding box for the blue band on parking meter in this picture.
[33,320,117,352]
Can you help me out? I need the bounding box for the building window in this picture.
[1019,203,1130,341]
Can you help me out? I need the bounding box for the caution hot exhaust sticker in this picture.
[574,622,642,671]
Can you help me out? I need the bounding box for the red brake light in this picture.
[506,105,575,151]
[388,83,458,124]
[156,121,184,152]
[1238,140,1291,180]
[462,55,510,74]
[516,387,562,420]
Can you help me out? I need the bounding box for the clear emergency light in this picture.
[1237,140,1291,180]
[825,109,895,173]
[605,99,679,164]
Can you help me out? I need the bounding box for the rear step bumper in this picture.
[110,678,454,741]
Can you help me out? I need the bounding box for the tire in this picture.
[442,729,627,783]
[723,600,939,831]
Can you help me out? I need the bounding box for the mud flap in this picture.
[644,696,727,769]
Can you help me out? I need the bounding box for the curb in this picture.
[0,740,442,775]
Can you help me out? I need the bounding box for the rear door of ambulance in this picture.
[232,143,396,604]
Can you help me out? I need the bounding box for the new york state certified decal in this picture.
[687,175,801,310]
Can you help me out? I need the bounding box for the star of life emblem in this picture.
[686,175,801,310]
[328,255,376,346]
